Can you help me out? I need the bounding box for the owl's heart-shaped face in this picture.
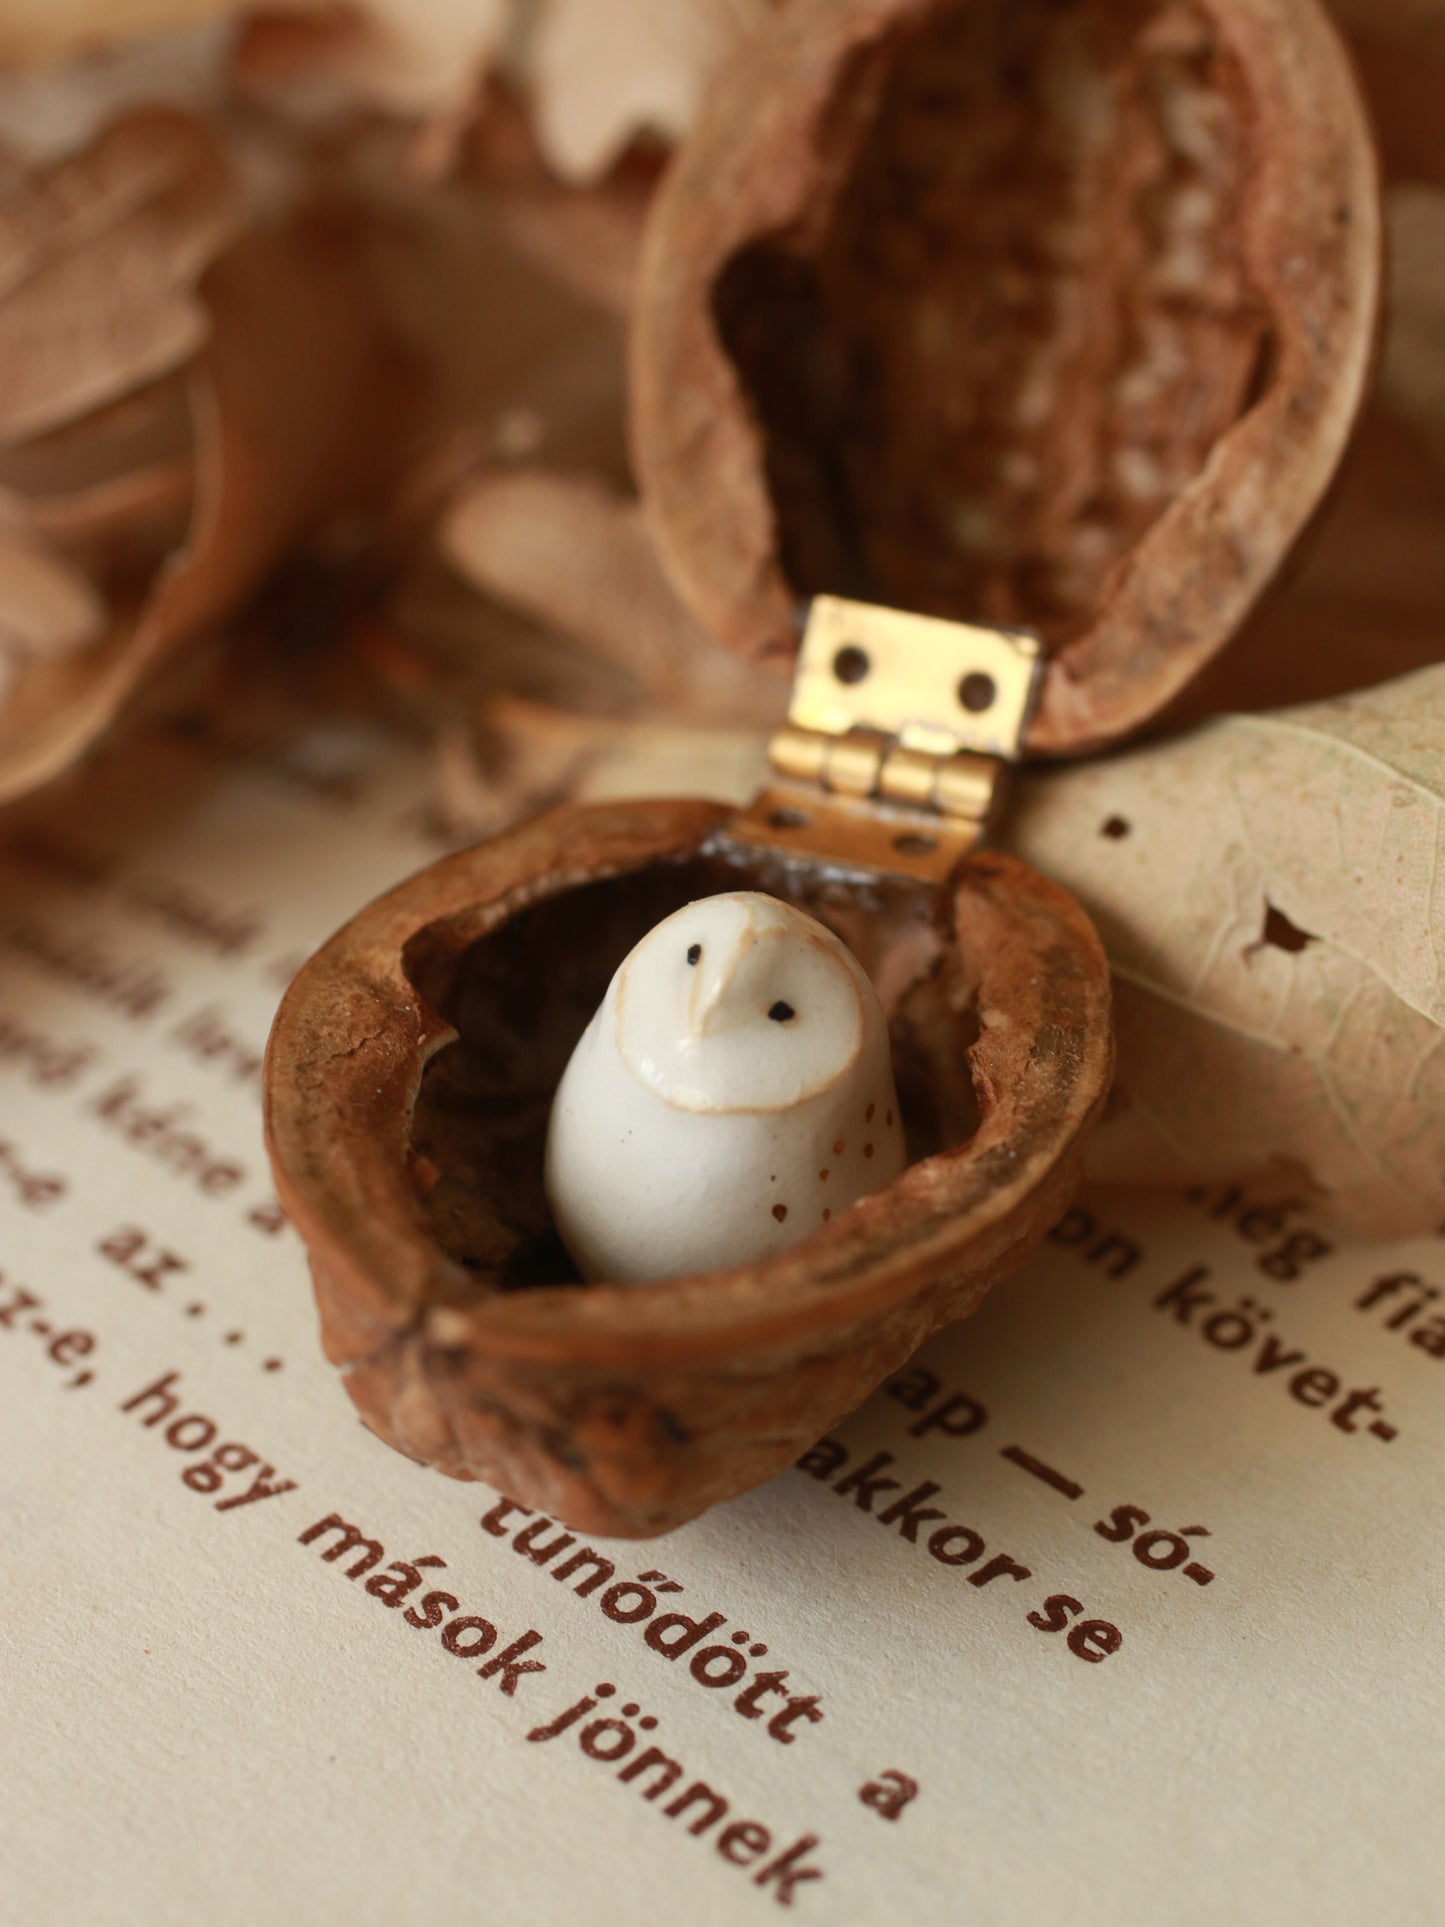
[615,893,866,1114]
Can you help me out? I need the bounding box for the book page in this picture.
[1,707,1440,1926]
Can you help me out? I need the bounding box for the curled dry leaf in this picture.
[2,448,196,574]
[1004,666,1445,1237]
[0,212,403,804]
[0,107,238,443]
[0,529,106,663]
[0,108,237,794]
[0,24,228,168]
[0,376,198,646]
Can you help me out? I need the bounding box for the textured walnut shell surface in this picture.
[264,800,1112,1537]
[632,0,1381,754]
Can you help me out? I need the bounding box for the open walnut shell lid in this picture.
[631,0,1382,755]
[264,799,1112,1537]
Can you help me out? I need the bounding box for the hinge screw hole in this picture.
[958,671,996,713]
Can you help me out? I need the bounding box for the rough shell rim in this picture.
[263,799,1113,1371]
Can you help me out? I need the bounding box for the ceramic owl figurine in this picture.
[545,891,906,1282]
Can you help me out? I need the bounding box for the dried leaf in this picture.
[523,0,774,183]
[459,91,657,315]
[0,376,195,582]
[0,22,228,162]
[1004,667,1445,1236]
[0,214,403,804]
[440,467,785,724]
[0,455,195,576]
[357,193,684,716]
[0,1,233,69]
[0,107,238,443]
[0,375,192,498]
[432,694,766,841]
[146,219,402,649]
[235,0,510,119]
[356,177,628,477]
[0,529,106,655]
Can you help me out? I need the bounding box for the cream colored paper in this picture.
[0,711,1440,1926]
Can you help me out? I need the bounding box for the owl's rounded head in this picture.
[614,892,871,1114]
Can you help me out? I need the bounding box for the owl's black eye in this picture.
[768,1001,795,1023]
[686,943,701,965]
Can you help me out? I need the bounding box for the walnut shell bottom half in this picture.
[263,799,1113,1537]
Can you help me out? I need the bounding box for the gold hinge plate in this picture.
[727,597,1042,885]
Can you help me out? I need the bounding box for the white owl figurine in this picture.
[544,891,906,1282]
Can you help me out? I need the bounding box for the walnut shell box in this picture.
[263,0,1379,1538]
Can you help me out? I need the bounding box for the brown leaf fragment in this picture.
[355,177,629,481]
[0,2,234,69]
[0,375,192,500]
[235,0,510,120]
[146,218,404,655]
[440,467,785,725]
[459,91,659,316]
[0,528,106,656]
[433,702,609,840]
[433,693,768,841]
[0,23,228,163]
[523,0,776,184]
[0,376,196,585]
[0,214,405,805]
[0,107,239,443]
[1004,666,1445,1236]
[0,455,195,578]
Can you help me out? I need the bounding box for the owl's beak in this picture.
[686,925,756,1040]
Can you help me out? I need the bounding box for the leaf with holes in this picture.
[1004,665,1445,1236]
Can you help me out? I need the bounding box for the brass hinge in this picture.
[729,596,1042,884]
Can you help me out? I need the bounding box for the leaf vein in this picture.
[1233,711,1445,808]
